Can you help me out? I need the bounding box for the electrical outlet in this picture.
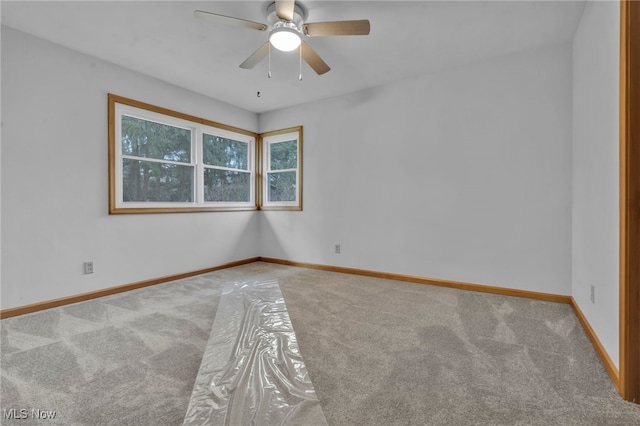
[335,244,341,254]
[84,261,94,274]
[590,284,595,303]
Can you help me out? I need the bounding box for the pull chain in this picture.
[299,44,302,81]
[268,43,272,78]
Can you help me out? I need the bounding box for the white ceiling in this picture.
[1,1,585,113]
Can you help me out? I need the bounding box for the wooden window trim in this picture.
[108,94,258,214]
[260,126,303,211]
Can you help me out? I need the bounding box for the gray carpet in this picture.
[1,272,224,425]
[2,262,640,425]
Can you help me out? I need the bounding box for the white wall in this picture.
[1,27,260,310]
[572,1,620,368]
[259,43,573,295]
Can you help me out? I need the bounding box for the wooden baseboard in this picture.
[1,255,619,393]
[570,297,620,391]
[258,257,572,304]
[260,257,622,389]
[0,257,259,319]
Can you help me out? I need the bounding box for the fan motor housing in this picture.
[266,1,307,28]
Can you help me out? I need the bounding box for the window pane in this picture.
[268,171,297,202]
[122,159,194,202]
[270,140,297,170]
[204,169,251,202]
[121,115,191,163]
[203,134,248,170]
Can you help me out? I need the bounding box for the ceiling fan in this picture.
[194,0,370,76]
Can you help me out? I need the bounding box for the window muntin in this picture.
[109,94,257,213]
[122,159,194,203]
[261,127,302,210]
[121,115,191,162]
[204,169,251,202]
[202,133,252,203]
[120,114,195,204]
[203,134,248,169]
[268,171,297,202]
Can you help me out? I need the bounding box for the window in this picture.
[202,133,252,203]
[109,94,302,213]
[261,127,303,210]
[109,94,256,213]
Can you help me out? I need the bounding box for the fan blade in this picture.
[303,20,371,37]
[240,42,270,69]
[275,0,295,21]
[194,10,267,31]
[301,42,330,75]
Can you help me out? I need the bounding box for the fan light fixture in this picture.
[194,1,371,76]
[269,21,301,51]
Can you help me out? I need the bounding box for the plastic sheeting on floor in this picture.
[183,280,327,426]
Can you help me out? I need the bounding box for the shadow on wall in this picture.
[341,86,380,110]
[258,213,288,260]
[227,212,262,261]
